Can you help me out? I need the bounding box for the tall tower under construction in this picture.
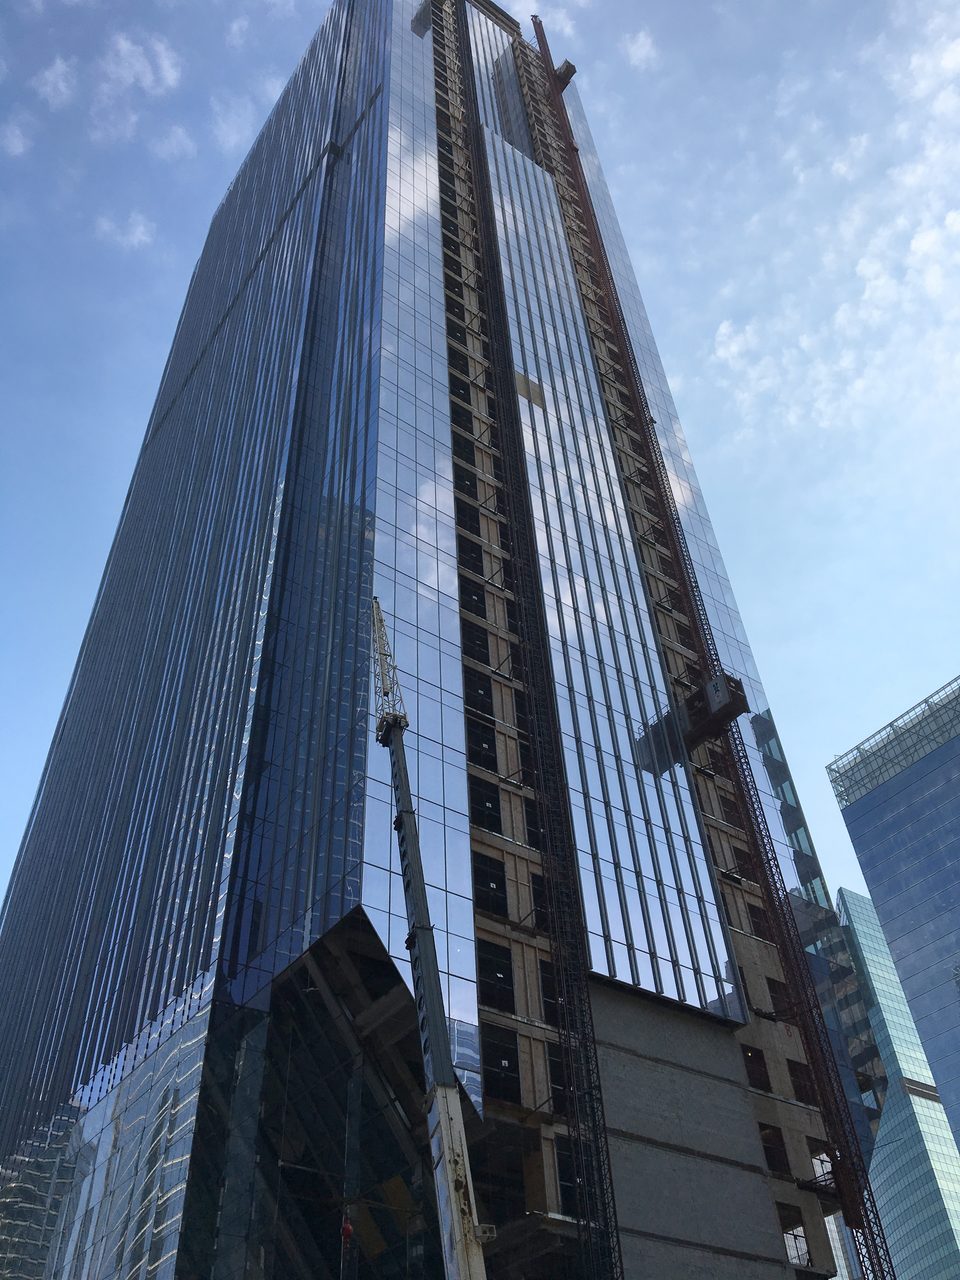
[0,2,894,1277]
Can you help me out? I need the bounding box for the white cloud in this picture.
[774,74,811,120]
[714,319,758,365]
[0,117,33,157]
[226,17,249,48]
[95,210,156,249]
[621,29,658,71]
[830,132,869,180]
[679,2,960,459]
[259,72,287,106]
[150,122,196,161]
[91,32,182,141]
[31,55,78,110]
[539,7,576,39]
[100,32,181,95]
[210,93,257,152]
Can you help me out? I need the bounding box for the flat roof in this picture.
[827,673,960,807]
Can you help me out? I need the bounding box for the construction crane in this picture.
[371,598,491,1280]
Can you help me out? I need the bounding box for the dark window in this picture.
[547,1041,566,1115]
[449,370,471,402]
[481,1022,521,1104]
[742,1044,772,1092]
[748,903,774,943]
[807,1140,833,1180]
[675,623,695,651]
[524,799,543,850]
[459,573,486,619]
[759,1124,791,1175]
[470,1131,525,1225]
[539,958,559,1026]
[504,596,519,636]
[472,853,507,917]
[509,641,523,679]
[555,1135,579,1218]
[448,345,470,379]
[733,845,757,879]
[451,430,475,466]
[450,401,473,432]
[457,534,484,577]
[477,939,515,1013]
[463,669,493,718]
[453,463,477,499]
[455,497,481,536]
[517,738,536,786]
[465,716,497,772]
[719,792,744,828]
[513,687,529,736]
[461,617,489,665]
[767,977,793,1020]
[787,1058,818,1107]
[469,777,501,833]
[777,1203,811,1267]
[531,875,549,932]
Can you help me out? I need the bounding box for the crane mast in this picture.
[371,598,490,1280]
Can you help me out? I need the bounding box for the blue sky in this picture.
[2,0,959,907]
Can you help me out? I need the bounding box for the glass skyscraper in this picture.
[0,2,892,1277]
[837,889,960,1279]
[829,675,960,1152]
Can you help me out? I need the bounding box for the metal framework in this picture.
[437,3,626,1276]
[371,598,489,1280]
[829,672,960,807]
[529,16,896,1279]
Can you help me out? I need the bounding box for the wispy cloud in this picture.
[259,72,287,106]
[210,93,256,153]
[100,32,181,95]
[0,116,34,157]
[226,17,249,48]
[91,32,182,142]
[535,0,592,42]
[95,210,156,249]
[31,55,78,110]
[150,122,196,161]
[708,4,960,449]
[621,29,658,71]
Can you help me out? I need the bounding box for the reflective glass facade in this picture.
[470,5,734,1007]
[0,0,864,1273]
[838,888,960,1279]
[830,677,960,1149]
[565,86,831,914]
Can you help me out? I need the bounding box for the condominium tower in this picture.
[837,888,960,1279]
[830,675,960,1152]
[0,2,892,1277]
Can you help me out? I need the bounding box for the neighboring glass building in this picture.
[836,888,960,1279]
[0,2,886,1277]
[829,675,960,1150]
